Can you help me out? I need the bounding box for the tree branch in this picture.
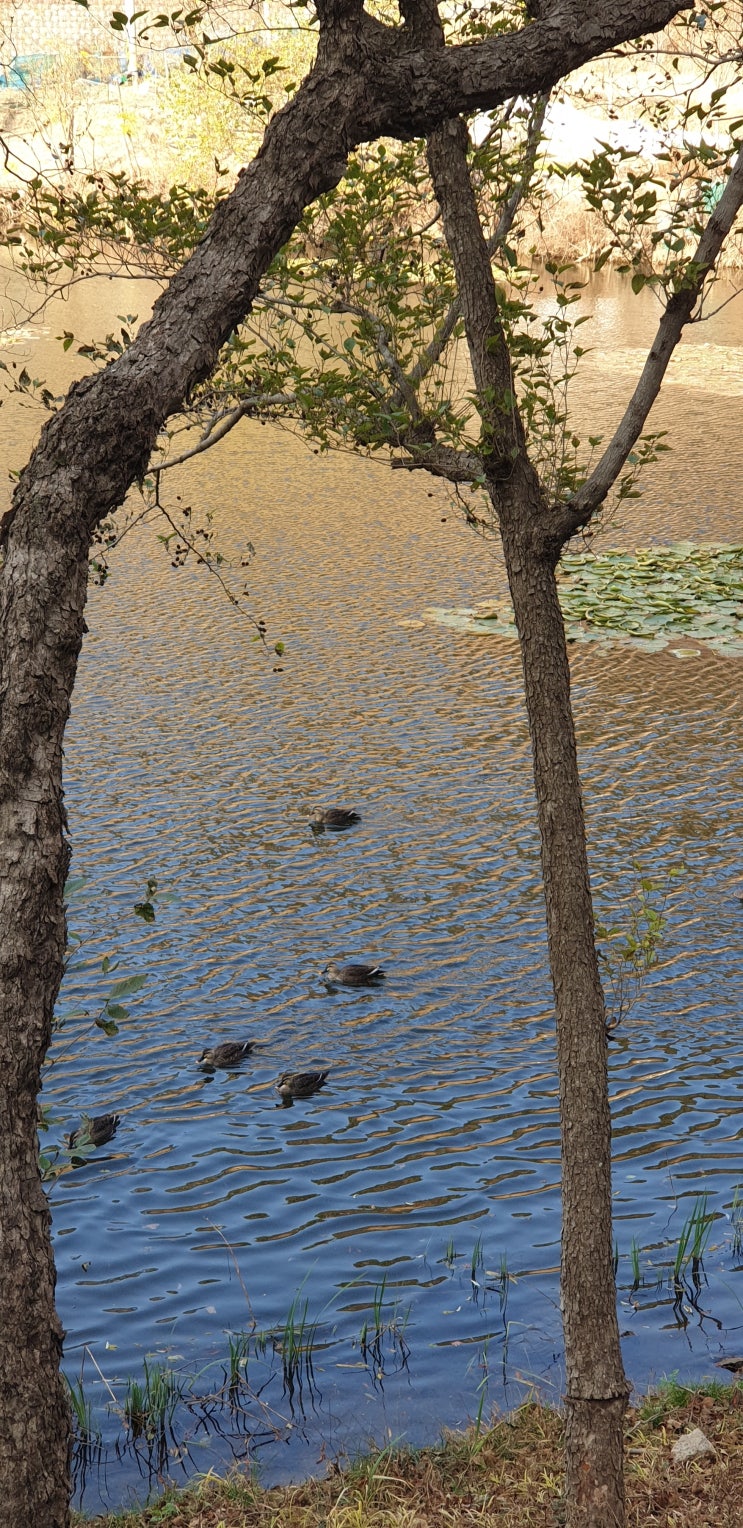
[427,116,531,492]
[378,2,691,138]
[392,442,484,481]
[156,394,295,471]
[328,301,425,418]
[0,2,693,546]
[408,92,548,395]
[562,142,743,536]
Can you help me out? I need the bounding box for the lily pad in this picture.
[426,543,743,656]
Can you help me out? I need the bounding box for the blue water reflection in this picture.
[5,273,742,1508]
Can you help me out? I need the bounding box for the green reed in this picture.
[66,1375,101,1447]
[123,1361,184,1439]
[731,1186,743,1260]
[673,1194,713,1283]
[225,1331,251,1395]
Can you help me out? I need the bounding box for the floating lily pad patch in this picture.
[425,543,743,655]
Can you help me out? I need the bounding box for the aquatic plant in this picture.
[619,1196,716,1327]
[123,1361,184,1440]
[65,1375,100,1447]
[629,1238,641,1293]
[673,1194,714,1283]
[356,1275,411,1387]
[272,1291,322,1404]
[470,1235,484,1285]
[472,1335,490,1439]
[61,1210,739,1513]
[225,1331,251,1397]
[427,543,743,655]
[731,1187,743,1262]
[596,864,680,1029]
[487,1253,512,1316]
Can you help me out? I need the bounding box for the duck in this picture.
[310,807,360,831]
[276,1069,329,1101]
[67,1113,120,1150]
[322,960,385,987]
[198,1040,255,1070]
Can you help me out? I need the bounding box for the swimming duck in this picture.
[68,1113,120,1150]
[198,1041,255,1069]
[322,960,385,987]
[276,1069,329,1100]
[310,807,360,831]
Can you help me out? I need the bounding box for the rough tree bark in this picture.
[0,4,698,1525]
[424,62,743,1528]
[425,102,629,1528]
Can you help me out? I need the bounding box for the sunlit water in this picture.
[3,272,743,1510]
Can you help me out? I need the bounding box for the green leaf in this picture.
[95,1016,119,1036]
[631,273,646,294]
[274,641,285,656]
[108,973,146,999]
[105,1003,129,1021]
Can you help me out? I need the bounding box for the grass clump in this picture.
[123,1362,184,1441]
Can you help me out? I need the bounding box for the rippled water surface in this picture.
[4,273,743,1509]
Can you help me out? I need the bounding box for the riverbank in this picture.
[2,33,743,272]
[77,1381,743,1527]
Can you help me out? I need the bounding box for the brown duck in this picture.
[68,1113,120,1150]
[322,960,385,987]
[310,808,360,831]
[276,1069,329,1101]
[198,1041,255,1069]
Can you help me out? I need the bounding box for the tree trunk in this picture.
[0,1111,70,1528]
[0,519,86,1524]
[427,115,628,1526]
[0,7,691,1519]
[499,498,628,1528]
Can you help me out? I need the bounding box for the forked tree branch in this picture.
[156,394,295,470]
[392,441,484,480]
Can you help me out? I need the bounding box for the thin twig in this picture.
[83,1346,122,1411]
[152,475,267,644]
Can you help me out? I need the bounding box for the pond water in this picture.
[3,271,743,1511]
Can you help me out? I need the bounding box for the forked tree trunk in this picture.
[0,5,695,1520]
[427,117,628,1526]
